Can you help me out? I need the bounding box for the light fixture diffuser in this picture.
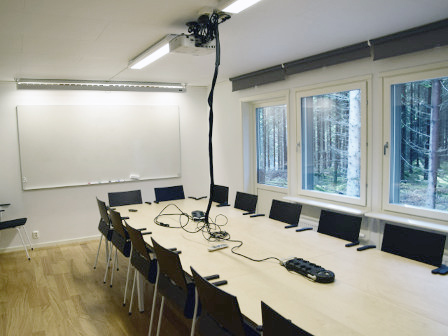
[221,0,262,13]
[128,34,178,70]
[16,79,186,92]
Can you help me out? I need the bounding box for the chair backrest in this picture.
[381,223,446,267]
[234,192,258,213]
[126,223,151,260]
[109,209,128,239]
[261,301,313,336]
[154,185,185,203]
[317,210,362,242]
[211,184,229,205]
[97,198,110,225]
[191,267,247,336]
[108,190,142,207]
[151,238,187,292]
[269,200,302,225]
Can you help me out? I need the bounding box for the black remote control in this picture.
[357,244,376,251]
[345,241,360,247]
[295,227,313,232]
[212,280,228,286]
[283,257,335,283]
[284,224,298,229]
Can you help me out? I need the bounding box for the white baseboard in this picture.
[0,234,101,254]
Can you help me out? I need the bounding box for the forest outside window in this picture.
[255,103,288,188]
[297,80,367,206]
[386,73,448,218]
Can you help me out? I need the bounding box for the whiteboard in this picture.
[17,105,181,190]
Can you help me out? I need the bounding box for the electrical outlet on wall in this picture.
[32,231,39,239]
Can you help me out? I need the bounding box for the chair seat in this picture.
[0,218,27,230]
[0,217,32,260]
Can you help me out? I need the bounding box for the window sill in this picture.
[364,212,448,234]
[283,196,364,216]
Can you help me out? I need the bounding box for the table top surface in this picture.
[116,199,448,336]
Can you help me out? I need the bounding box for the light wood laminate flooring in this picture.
[0,240,190,336]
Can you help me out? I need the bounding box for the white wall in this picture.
[2,46,448,254]
[0,84,209,251]
[211,46,448,242]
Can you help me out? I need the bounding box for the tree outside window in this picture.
[389,76,448,212]
[301,89,361,198]
[256,104,288,188]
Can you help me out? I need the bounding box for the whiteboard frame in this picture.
[17,105,181,190]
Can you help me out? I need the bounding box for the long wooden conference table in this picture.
[116,199,448,336]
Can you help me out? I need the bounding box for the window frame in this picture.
[253,98,289,192]
[296,78,368,207]
[381,64,448,221]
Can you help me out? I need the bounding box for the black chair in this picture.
[316,210,362,244]
[190,267,260,336]
[269,199,302,228]
[0,217,33,260]
[234,192,258,214]
[381,223,446,268]
[154,185,185,203]
[106,209,132,306]
[261,301,313,336]
[108,190,142,207]
[125,223,157,314]
[211,184,230,206]
[150,237,195,336]
[94,198,113,269]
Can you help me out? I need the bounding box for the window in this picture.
[384,69,448,219]
[255,103,288,188]
[297,80,367,205]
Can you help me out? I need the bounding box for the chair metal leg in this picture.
[123,248,132,306]
[103,245,112,284]
[148,272,160,336]
[15,227,30,260]
[110,249,118,287]
[93,235,103,269]
[129,268,137,315]
[105,240,111,264]
[190,288,199,336]
[137,272,145,312]
[21,226,33,250]
[156,296,165,336]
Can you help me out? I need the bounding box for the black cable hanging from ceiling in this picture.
[187,11,230,231]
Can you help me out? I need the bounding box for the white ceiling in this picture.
[1,0,447,86]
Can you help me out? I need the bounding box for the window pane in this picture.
[256,104,287,188]
[390,77,448,212]
[301,89,361,197]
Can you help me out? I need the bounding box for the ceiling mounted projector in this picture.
[169,35,216,56]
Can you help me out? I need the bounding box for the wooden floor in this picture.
[0,240,191,336]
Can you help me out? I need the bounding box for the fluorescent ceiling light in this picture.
[16,79,186,92]
[129,34,177,70]
[221,0,262,13]
[130,44,169,69]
